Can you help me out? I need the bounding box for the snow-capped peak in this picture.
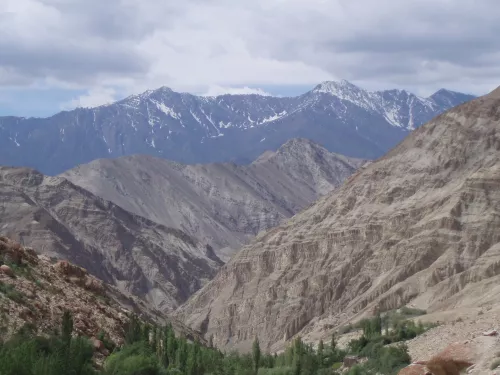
[313,80,361,96]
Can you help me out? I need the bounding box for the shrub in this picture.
[104,342,164,375]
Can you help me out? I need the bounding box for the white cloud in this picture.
[62,87,117,109]
[1,0,499,103]
[202,86,272,97]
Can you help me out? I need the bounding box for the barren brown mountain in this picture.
[177,86,500,353]
[0,139,361,311]
[62,138,364,261]
[0,167,221,311]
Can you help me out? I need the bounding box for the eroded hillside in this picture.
[178,87,500,353]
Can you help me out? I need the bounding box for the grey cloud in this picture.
[1,0,499,96]
[0,38,148,85]
[247,0,500,92]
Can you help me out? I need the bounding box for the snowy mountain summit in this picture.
[0,80,475,175]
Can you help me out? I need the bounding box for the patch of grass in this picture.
[4,261,37,282]
[332,362,342,370]
[0,281,25,304]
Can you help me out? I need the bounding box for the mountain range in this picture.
[0,81,474,175]
[61,138,363,260]
[0,138,360,310]
[177,86,500,353]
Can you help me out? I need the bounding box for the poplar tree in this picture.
[252,337,261,374]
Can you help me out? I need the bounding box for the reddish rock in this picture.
[397,363,428,375]
[398,341,476,375]
[74,319,88,333]
[92,338,105,351]
[23,247,39,265]
[84,276,104,293]
[53,260,87,278]
[92,338,110,356]
[482,329,498,336]
[0,264,14,277]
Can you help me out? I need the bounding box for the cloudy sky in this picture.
[1,0,499,117]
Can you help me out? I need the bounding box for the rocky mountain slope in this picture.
[0,81,474,175]
[177,86,500,353]
[0,167,222,311]
[0,236,205,348]
[398,306,500,374]
[62,138,364,260]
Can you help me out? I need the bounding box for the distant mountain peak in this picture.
[276,137,327,153]
[121,86,175,103]
[312,80,362,96]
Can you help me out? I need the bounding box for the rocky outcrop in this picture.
[398,340,487,374]
[52,260,105,294]
[0,237,205,346]
[61,138,364,260]
[178,86,500,352]
[0,170,221,311]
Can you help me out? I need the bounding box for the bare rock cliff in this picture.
[177,87,500,352]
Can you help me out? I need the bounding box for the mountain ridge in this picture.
[0,81,475,175]
[1,138,362,310]
[61,138,364,260]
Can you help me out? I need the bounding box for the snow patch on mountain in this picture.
[152,100,181,119]
[260,110,287,124]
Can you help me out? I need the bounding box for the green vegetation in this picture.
[343,313,436,374]
[0,309,433,375]
[0,281,25,304]
[0,313,96,375]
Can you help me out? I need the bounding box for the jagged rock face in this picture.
[62,138,364,260]
[0,82,474,175]
[0,168,221,311]
[177,87,500,353]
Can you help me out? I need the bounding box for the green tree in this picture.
[61,310,74,374]
[176,338,188,372]
[104,341,162,375]
[186,344,196,375]
[125,314,142,345]
[292,337,302,375]
[161,326,170,369]
[252,337,261,374]
[142,323,151,345]
[317,339,324,367]
[208,334,214,348]
[166,326,177,367]
[330,333,336,352]
[61,310,73,346]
